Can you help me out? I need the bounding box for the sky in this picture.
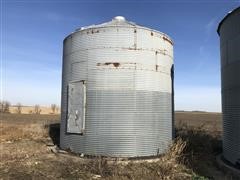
[1,0,240,112]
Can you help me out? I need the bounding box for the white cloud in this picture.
[204,17,217,42]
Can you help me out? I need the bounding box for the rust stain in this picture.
[127,47,136,50]
[88,29,99,34]
[127,47,140,51]
[104,62,112,65]
[96,62,120,67]
[113,63,120,67]
[97,62,137,68]
[163,36,173,45]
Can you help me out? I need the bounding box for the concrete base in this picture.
[216,154,240,178]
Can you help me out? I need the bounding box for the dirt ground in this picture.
[0,112,237,179]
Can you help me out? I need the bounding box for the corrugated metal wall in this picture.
[60,18,174,157]
[218,8,240,165]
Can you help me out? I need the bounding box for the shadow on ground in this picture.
[48,123,60,146]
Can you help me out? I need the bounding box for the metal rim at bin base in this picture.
[60,16,174,157]
[216,154,240,178]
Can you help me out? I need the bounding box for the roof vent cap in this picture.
[113,16,126,21]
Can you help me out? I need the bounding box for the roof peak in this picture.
[217,6,240,35]
[113,16,126,21]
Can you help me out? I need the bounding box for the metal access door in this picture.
[67,81,86,134]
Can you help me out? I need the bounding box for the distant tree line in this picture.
[0,101,60,114]
[0,101,11,113]
[16,103,22,114]
[51,104,60,114]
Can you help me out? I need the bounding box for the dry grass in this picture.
[0,124,48,142]
[0,112,236,179]
[0,114,58,143]
[83,138,192,180]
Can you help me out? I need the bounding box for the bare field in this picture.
[0,112,236,179]
[9,106,60,115]
[175,112,222,135]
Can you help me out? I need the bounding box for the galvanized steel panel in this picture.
[218,7,240,165]
[60,17,174,157]
[67,81,86,134]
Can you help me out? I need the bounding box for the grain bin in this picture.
[218,7,240,165]
[60,16,174,157]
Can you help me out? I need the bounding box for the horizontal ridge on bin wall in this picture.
[218,7,240,164]
[60,17,174,157]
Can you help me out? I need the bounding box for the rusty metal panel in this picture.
[60,16,174,157]
[218,7,240,165]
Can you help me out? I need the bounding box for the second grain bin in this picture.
[218,7,240,165]
[60,16,174,157]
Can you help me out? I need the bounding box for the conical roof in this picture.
[77,16,138,30]
[66,16,173,43]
